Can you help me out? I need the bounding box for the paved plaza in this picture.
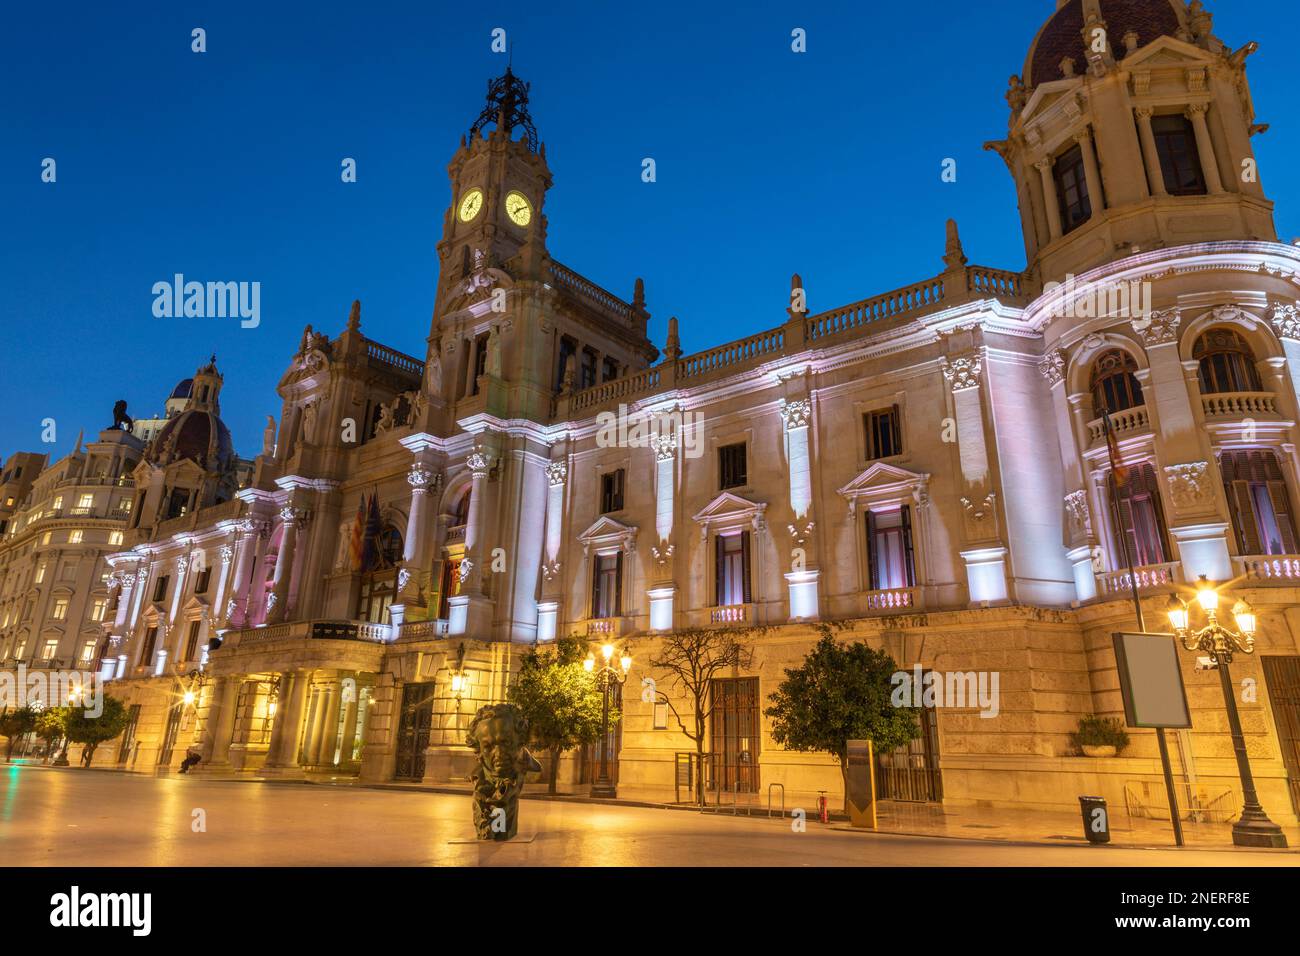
[2,765,1296,867]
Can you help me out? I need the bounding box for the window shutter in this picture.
[591,558,601,618]
[741,530,752,604]
[900,505,916,587]
[1113,490,1140,567]
[1228,480,1263,555]
[891,405,902,455]
[714,534,725,606]
[1146,470,1171,564]
[1267,481,1299,554]
[614,551,624,616]
[866,510,879,590]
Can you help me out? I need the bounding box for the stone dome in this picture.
[1025,0,1185,87]
[148,406,234,472]
[169,378,194,400]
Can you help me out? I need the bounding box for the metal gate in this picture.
[157,703,183,768]
[876,696,943,802]
[1262,656,1300,815]
[394,682,434,780]
[580,682,623,785]
[709,677,760,793]
[117,704,142,765]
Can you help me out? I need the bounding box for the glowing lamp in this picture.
[1232,600,1257,638]
[1166,594,1189,633]
[583,655,595,673]
[601,643,614,661]
[620,652,632,673]
[182,690,196,706]
[1195,576,1219,613]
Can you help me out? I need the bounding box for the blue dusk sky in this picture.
[2,0,1296,462]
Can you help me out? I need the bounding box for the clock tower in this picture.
[434,67,553,311]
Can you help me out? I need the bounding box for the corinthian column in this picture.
[1186,104,1224,194]
[265,507,303,625]
[1134,107,1167,197]
[461,447,492,593]
[1036,158,1063,240]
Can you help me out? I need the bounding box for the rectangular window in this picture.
[1113,463,1169,567]
[35,562,46,584]
[68,530,83,544]
[51,496,63,512]
[866,507,916,590]
[41,639,59,660]
[1151,114,1207,196]
[184,620,202,662]
[602,357,620,382]
[714,531,752,606]
[195,567,212,594]
[1053,143,1092,234]
[140,626,158,666]
[600,469,625,514]
[109,531,124,546]
[77,494,94,510]
[152,574,169,603]
[80,640,97,663]
[864,406,902,461]
[1221,452,1299,556]
[90,598,108,622]
[591,552,623,619]
[719,443,748,490]
[580,348,598,390]
[438,557,463,620]
[51,598,69,620]
[555,337,577,392]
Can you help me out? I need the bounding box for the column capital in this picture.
[1132,307,1182,346]
[1268,302,1300,341]
[1134,106,1154,120]
[943,349,985,392]
[467,447,493,478]
[545,460,569,485]
[1185,102,1210,117]
[407,465,437,494]
[1039,349,1066,386]
[778,397,812,431]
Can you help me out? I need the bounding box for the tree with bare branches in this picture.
[648,626,758,805]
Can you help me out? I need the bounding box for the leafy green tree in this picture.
[508,636,609,794]
[34,706,70,764]
[765,628,919,811]
[0,705,40,760]
[63,696,131,767]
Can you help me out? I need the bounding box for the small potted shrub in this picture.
[1071,715,1130,757]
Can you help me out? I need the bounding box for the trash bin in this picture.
[1079,795,1110,844]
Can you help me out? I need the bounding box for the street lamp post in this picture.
[1166,576,1288,848]
[585,642,631,798]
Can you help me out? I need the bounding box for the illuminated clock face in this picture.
[505,191,532,227]
[457,188,484,222]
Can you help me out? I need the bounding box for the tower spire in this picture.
[468,66,540,152]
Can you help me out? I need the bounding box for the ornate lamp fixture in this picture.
[1166,576,1287,848]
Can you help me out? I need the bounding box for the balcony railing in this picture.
[226,619,394,647]
[1201,391,1278,419]
[864,587,918,612]
[397,619,450,641]
[708,604,753,626]
[1235,554,1300,583]
[444,524,467,545]
[1097,561,1181,597]
[1087,405,1150,443]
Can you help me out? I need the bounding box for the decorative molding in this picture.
[407,465,435,493]
[943,350,984,392]
[1039,349,1065,386]
[1267,301,1300,340]
[545,461,568,486]
[1163,461,1213,512]
[1064,490,1091,538]
[787,520,815,547]
[1132,307,1180,345]
[649,433,677,462]
[778,398,812,430]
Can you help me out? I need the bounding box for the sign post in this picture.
[845,739,877,829]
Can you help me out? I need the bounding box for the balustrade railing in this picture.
[365,340,424,377]
[550,261,635,322]
[1201,391,1278,418]
[1236,554,1300,582]
[863,587,918,612]
[1097,561,1181,596]
[1087,406,1150,442]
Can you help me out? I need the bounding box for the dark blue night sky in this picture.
[3,0,1295,460]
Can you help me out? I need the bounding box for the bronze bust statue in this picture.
[465,703,542,841]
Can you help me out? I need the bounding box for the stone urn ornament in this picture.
[465,703,542,841]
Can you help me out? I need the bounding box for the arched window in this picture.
[1090,350,1143,416]
[1194,329,1262,394]
[450,487,471,527]
[1112,463,1169,568]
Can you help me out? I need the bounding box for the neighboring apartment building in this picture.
[17,1,1300,823]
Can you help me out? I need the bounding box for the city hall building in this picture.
[4,0,1300,823]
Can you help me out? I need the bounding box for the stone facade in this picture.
[4,1,1300,824]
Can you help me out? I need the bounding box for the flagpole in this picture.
[1102,410,1184,847]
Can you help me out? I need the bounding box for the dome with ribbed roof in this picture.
[1025,0,1185,87]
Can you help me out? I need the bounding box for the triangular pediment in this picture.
[577,515,637,542]
[1122,35,1213,71]
[838,462,930,500]
[692,492,766,524]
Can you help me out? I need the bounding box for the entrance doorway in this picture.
[157,703,183,768]
[709,677,760,794]
[394,682,434,780]
[1262,655,1300,815]
[876,692,943,802]
[117,704,142,765]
